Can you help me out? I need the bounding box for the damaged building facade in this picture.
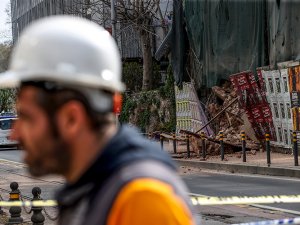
[166,0,300,152]
[169,0,300,89]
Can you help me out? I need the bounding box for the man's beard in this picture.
[26,137,71,177]
[20,123,72,177]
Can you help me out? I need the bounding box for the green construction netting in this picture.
[174,0,300,89]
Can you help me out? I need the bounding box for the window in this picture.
[287,103,291,119]
[0,119,13,130]
[275,78,281,93]
[268,78,274,93]
[283,77,288,92]
[284,129,288,145]
[278,127,283,142]
[280,103,285,118]
[273,103,279,118]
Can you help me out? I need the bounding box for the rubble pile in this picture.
[194,82,260,156]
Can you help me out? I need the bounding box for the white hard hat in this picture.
[0,16,125,93]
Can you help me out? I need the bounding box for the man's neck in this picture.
[65,124,118,183]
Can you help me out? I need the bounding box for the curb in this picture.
[174,159,300,178]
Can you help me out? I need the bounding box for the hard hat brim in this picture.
[0,71,20,88]
[0,70,126,92]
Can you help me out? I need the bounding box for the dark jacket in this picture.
[56,125,194,225]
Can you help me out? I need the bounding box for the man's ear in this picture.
[56,101,86,140]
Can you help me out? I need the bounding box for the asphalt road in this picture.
[183,171,300,213]
[0,149,23,162]
[1,149,300,224]
[2,149,300,213]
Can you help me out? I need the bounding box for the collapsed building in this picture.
[156,0,300,154]
[175,61,300,156]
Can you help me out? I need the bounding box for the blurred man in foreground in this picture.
[1,16,196,225]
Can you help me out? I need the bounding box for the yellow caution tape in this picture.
[190,195,300,205]
[2,195,300,207]
[0,200,58,207]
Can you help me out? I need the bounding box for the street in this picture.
[1,150,300,224]
[0,149,23,162]
[0,150,63,224]
[183,171,300,212]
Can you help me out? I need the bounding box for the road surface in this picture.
[1,150,300,224]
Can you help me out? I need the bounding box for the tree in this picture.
[0,2,12,44]
[64,0,169,91]
[0,2,13,71]
[0,43,12,72]
[114,0,157,91]
[0,1,15,113]
[0,89,16,113]
[0,42,15,113]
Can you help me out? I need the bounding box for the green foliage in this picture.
[159,119,176,133]
[152,62,161,89]
[122,62,143,92]
[151,96,160,108]
[0,43,12,72]
[122,61,162,92]
[158,66,176,99]
[158,66,176,132]
[137,108,151,132]
[0,89,16,113]
[0,43,16,113]
[119,94,137,123]
[120,65,176,133]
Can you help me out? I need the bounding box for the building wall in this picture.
[11,0,71,43]
[10,0,172,60]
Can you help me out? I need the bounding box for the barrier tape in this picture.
[0,198,299,225]
[190,195,300,206]
[233,217,300,225]
[0,194,300,207]
[0,200,57,207]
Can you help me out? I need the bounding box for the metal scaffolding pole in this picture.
[111,0,116,39]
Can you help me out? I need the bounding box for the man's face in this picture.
[11,86,71,177]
